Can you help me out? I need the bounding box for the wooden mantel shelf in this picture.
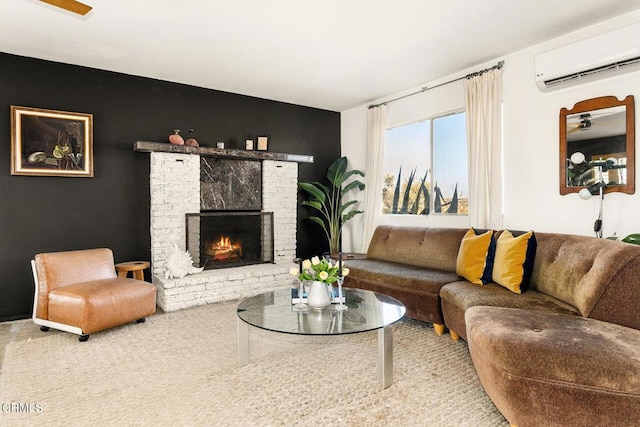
[133,141,314,163]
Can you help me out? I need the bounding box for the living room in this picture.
[1,1,640,426]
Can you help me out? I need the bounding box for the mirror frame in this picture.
[559,95,635,195]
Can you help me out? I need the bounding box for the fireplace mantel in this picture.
[133,141,313,163]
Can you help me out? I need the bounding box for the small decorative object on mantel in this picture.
[164,244,204,279]
[184,129,199,147]
[245,139,254,150]
[256,134,269,151]
[216,142,225,149]
[169,129,184,145]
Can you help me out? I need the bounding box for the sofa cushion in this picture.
[456,228,495,285]
[492,230,537,293]
[440,281,579,340]
[347,260,461,290]
[366,226,468,272]
[345,259,461,324]
[466,306,640,426]
[530,232,640,326]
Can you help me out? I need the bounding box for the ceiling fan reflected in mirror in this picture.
[567,113,592,133]
[39,0,93,16]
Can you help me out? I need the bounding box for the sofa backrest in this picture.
[34,248,117,320]
[530,233,640,329]
[367,226,468,272]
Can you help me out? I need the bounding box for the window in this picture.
[382,111,468,215]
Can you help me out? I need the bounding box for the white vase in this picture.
[306,281,331,310]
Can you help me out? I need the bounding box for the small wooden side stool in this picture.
[115,261,151,281]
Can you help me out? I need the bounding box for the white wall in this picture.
[341,9,640,252]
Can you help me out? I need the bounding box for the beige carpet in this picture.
[0,301,507,426]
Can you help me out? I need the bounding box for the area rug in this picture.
[0,301,507,426]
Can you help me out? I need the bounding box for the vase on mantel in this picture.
[169,129,184,145]
[306,281,331,310]
[185,129,199,147]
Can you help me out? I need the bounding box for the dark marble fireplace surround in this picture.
[192,158,273,270]
[200,158,262,211]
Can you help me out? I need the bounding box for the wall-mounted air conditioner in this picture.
[535,22,640,92]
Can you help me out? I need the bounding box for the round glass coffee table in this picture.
[237,287,406,389]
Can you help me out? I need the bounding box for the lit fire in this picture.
[208,235,242,261]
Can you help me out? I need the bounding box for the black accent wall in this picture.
[0,52,340,321]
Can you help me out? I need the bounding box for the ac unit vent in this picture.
[544,56,640,89]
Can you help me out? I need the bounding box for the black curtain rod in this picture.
[368,60,504,109]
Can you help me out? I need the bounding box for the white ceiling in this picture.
[1,0,639,111]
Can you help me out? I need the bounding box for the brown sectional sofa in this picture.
[344,225,640,427]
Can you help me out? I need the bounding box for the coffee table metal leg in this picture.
[238,318,249,367]
[378,325,393,389]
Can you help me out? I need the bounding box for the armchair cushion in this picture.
[48,278,157,334]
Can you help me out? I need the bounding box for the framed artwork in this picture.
[11,106,94,177]
[256,135,269,151]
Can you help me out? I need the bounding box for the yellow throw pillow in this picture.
[456,228,495,285]
[492,230,537,294]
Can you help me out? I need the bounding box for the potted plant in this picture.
[298,156,365,255]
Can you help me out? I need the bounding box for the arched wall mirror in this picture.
[560,95,635,195]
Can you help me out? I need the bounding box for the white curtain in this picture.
[464,68,503,229]
[360,104,388,253]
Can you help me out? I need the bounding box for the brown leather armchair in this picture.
[31,248,157,341]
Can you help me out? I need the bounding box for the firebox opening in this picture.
[186,212,274,270]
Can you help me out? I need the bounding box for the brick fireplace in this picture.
[135,142,312,312]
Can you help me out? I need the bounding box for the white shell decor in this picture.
[164,244,204,279]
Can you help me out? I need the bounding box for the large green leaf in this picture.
[301,200,324,211]
[434,183,443,213]
[447,183,458,214]
[342,180,365,194]
[338,199,358,215]
[335,169,364,187]
[418,171,430,216]
[327,157,348,185]
[400,168,416,214]
[313,181,331,196]
[309,216,328,232]
[392,166,402,214]
[342,210,363,222]
[298,182,326,203]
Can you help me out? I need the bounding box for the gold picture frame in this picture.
[11,106,94,177]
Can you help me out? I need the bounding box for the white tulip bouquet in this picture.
[289,256,349,285]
